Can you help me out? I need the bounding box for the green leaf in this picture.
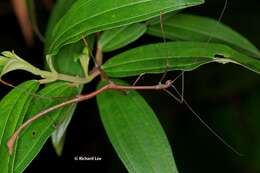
[145,11,178,26]
[97,79,178,173]
[45,0,94,154]
[49,36,95,155]
[50,41,85,154]
[13,82,79,173]
[45,0,78,40]
[99,23,147,52]
[146,14,260,58]
[0,80,39,173]
[102,41,260,77]
[48,36,94,156]
[51,127,67,156]
[0,51,43,78]
[45,0,204,55]
[50,42,86,155]
[51,41,85,77]
[51,103,77,156]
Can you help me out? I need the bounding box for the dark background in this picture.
[0,0,260,172]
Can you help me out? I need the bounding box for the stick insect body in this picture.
[3,0,242,158]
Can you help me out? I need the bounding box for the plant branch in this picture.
[1,51,100,85]
[95,33,103,67]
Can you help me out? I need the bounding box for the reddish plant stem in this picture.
[95,32,103,67]
[7,80,173,154]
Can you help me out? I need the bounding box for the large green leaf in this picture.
[102,41,260,77]
[45,0,93,156]
[45,0,204,55]
[146,14,260,58]
[13,82,79,173]
[97,80,178,173]
[45,0,77,40]
[99,23,147,52]
[0,80,39,173]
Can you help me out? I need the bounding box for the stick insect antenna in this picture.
[0,79,68,100]
[158,11,170,84]
[207,0,228,44]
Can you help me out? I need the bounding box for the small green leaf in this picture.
[102,41,260,77]
[147,14,260,58]
[13,82,79,173]
[51,42,85,77]
[97,79,178,173]
[0,51,49,79]
[51,102,77,156]
[45,0,204,55]
[52,130,67,156]
[0,80,39,173]
[99,23,147,52]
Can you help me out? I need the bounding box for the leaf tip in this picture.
[1,51,14,58]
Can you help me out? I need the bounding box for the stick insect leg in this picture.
[132,73,146,86]
[159,69,168,84]
[125,73,146,95]
[206,0,228,44]
[125,73,145,94]
[162,72,184,104]
[132,8,172,89]
[158,10,171,85]
[180,71,185,103]
[166,83,242,156]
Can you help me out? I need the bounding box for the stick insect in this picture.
[2,0,243,162]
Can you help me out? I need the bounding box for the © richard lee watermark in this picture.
[74,155,102,161]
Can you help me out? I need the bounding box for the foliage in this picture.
[0,0,259,172]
